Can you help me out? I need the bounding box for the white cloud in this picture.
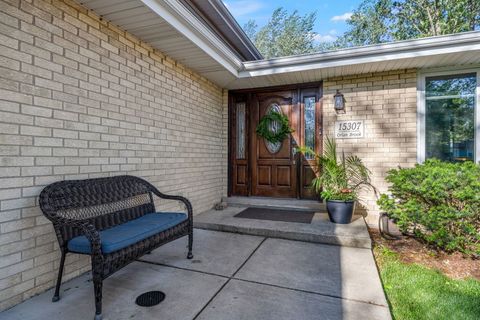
[314,34,336,42]
[330,12,353,22]
[223,1,264,17]
[313,30,338,43]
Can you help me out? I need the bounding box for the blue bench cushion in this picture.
[68,212,188,254]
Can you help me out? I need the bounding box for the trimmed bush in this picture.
[377,159,480,256]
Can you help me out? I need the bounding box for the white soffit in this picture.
[80,0,239,85]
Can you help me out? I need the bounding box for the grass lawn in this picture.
[374,245,480,320]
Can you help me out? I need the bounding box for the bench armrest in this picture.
[143,182,193,223]
[54,218,103,257]
[40,190,103,256]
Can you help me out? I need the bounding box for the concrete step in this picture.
[194,206,371,249]
[223,196,327,212]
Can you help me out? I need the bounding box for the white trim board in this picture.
[141,0,243,76]
[240,32,480,77]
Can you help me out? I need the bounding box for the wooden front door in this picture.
[230,83,322,199]
[251,91,299,197]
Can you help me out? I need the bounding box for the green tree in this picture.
[337,0,480,47]
[336,0,392,47]
[244,1,480,57]
[243,19,257,40]
[245,8,319,59]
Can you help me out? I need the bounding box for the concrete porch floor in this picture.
[1,229,390,320]
[194,206,372,249]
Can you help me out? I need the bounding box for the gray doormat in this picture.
[234,207,315,224]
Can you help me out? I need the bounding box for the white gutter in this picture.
[141,0,243,76]
[240,31,480,78]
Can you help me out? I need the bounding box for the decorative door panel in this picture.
[276,166,292,186]
[231,97,249,196]
[299,87,322,199]
[236,165,247,185]
[257,166,272,186]
[252,91,299,198]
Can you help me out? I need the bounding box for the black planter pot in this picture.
[326,200,355,224]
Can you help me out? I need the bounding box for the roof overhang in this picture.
[81,1,480,90]
[80,0,252,85]
[180,0,263,61]
[242,32,480,76]
[230,31,480,89]
[140,0,244,74]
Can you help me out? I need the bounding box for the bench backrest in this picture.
[39,175,156,244]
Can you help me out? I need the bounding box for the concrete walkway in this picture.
[1,229,391,320]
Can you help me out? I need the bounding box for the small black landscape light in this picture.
[334,90,346,112]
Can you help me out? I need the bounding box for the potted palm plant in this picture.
[298,137,374,224]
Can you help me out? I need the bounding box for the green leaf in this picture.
[256,111,294,144]
[298,136,373,201]
[377,159,480,256]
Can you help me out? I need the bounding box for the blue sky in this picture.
[224,0,362,43]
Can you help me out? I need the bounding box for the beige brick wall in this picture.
[0,0,227,310]
[323,69,418,225]
[221,89,229,197]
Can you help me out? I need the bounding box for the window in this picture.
[304,97,316,159]
[236,102,246,159]
[264,103,283,154]
[418,70,479,162]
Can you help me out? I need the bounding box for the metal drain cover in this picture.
[135,291,165,307]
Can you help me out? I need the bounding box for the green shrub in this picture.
[377,159,480,256]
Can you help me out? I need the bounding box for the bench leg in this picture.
[187,230,193,259]
[93,278,102,320]
[52,251,66,302]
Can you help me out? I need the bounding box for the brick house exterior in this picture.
[323,70,417,224]
[0,0,479,311]
[0,0,227,309]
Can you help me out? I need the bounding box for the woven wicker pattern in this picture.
[39,175,193,320]
[58,194,151,220]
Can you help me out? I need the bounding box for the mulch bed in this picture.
[369,228,480,281]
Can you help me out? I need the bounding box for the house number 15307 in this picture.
[334,120,364,139]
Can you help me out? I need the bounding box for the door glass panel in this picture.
[426,73,476,162]
[304,97,316,160]
[236,102,246,159]
[264,103,282,154]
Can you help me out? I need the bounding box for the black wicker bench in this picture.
[39,175,193,320]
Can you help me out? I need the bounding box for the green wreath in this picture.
[256,111,294,144]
